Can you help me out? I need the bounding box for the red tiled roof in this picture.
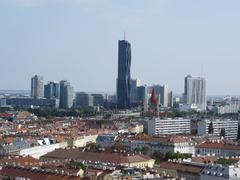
[1,166,84,180]
[196,143,225,149]
[159,162,204,174]
[41,149,152,164]
[0,113,14,118]
[196,143,240,151]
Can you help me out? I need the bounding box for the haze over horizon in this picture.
[1,0,240,95]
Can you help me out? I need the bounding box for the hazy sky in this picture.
[0,0,240,95]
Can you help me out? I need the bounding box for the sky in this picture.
[0,0,240,95]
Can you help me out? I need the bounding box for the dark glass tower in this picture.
[117,40,131,109]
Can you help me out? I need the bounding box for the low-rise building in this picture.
[201,163,240,180]
[124,135,195,155]
[41,149,155,169]
[0,166,84,180]
[156,161,204,180]
[196,142,240,157]
[6,97,59,108]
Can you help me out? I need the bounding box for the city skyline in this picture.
[1,1,240,95]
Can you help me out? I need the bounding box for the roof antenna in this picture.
[124,32,126,40]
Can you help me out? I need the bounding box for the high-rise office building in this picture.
[159,85,169,108]
[92,94,104,107]
[184,75,206,111]
[137,85,148,112]
[117,39,131,109]
[168,91,173,107]
[44,81,59,99]
[31,75,44,99]
[59,80,73,109]
[75,92,94,109]
[149,85,172,107]
[130,78,141,104]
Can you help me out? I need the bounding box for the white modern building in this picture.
[184,75,206,111]
[197,119,238,140]
[148,118,191,135]
[216,101,240,114]
[31,75,44,99]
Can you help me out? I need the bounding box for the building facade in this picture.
[6,98,59,108]
[197,119,238,140]
[184,75,206,111]
[137,85,148,112]
[149,85,172,107]
[44,81,59,99]
[201,163,240,180]
[124,135,195,155]
[130,78,141,105]
[75,92,94,108]
[31,75,44,99]
[59,80,73,109]
[148,118,191,135]
[117,39,131,109]
[196,142,240,157]
[92,94,104,107]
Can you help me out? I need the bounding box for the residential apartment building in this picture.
[201,163,240,180]
[124,135,195,155]
[148,118,191,135]
[196,142,240,157]
[197,119,238,140]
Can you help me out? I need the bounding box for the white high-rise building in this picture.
[184,75,206,111]
[150,84,173,107]
[31,75,44,99]
[59,80,74,109]
[159,84,169,107]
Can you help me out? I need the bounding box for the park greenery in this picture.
[216,158,238,166]
[133,146,149,154]
[27,107,97,118]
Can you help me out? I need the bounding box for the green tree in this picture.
[220,128,226,137]
[217,158,237,166]
[152,152,164,164]
[208,122,214,134]
[142,146,149,154]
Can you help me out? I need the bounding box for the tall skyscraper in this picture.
[59,80,73,109]
[159,84,169,108]
[117,39,131,109]
[31,75,44,99]
[184,75,206,111]
[137,85,148,113]
[44,81,59,99]
[149,84,172,107]
[130,78,141,104]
